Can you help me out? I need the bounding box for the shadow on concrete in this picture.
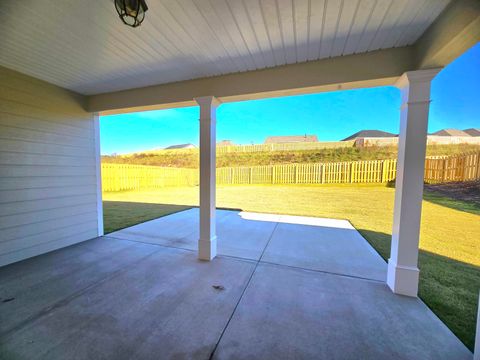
[357,228,479,352]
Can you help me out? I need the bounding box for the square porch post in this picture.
[195,96,221,260]
[475,291,480,360]
[387,69,441,297]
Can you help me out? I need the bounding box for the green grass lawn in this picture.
[103,184,480,351]
[103,201,191,234]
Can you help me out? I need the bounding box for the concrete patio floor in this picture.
[0,209,471,359]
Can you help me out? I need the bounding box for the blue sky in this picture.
[100,42,479,155]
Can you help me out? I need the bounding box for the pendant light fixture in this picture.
[115,0,148,28]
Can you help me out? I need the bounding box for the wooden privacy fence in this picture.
[424,151,480,183]
[102,151,480,191]
[101,164,198,191]
[216,160,398,185]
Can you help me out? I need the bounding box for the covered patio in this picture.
[1,0,480,358]
[0,209,471,359]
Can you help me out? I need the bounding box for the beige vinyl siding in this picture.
[0,66,101,267]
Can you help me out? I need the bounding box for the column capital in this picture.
[395,68,442,104]
[194,96,221,108]
[395,68,442,89]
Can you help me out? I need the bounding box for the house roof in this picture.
[464,128,480,137]
[217,140,234,146]
[164,144,196,150]
[265,135,318,144]
[430,129,471,137]
[342,130,396,141]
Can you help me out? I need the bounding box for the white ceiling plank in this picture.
[319,0,343,58]
[392,0,428,47]
[293,0,311,62]
[355,0,393,53]
[244,0,277,67]
[0,6,113,84]
[209,0,258,71]
[226,0,268,69]
[194,0,249,72]
[160,0,227,75]
[342,0,376,55]
[0,0,450,95]
[379,0,417,49]
[178,0,241,74]
[307,0,326,60]
[276,0,297,63]
[331,0,360,57]
[368,0,408,50]
[259,0,288,66]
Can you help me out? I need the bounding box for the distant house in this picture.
[264,135,318,144]
[430,129,471,137]
[342,130,396,141]
[217,140,234,146]
[164,143,196,150]
[463,128,480,137]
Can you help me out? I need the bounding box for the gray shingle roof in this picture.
[430,129,471,136]
[342,130,396,141]
[463,128,480,137]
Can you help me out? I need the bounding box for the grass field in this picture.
[103,184,480,351]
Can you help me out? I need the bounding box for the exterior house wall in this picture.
[427,135,480,145]
[0,67,102,267]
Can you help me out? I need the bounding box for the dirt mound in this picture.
[425,181,480,205]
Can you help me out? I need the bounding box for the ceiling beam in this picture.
[415,0,480,69]
[88,47,414,115]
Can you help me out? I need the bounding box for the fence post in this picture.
[442,158,447,182]
[249,167,253,184]
[477,152,480,180]
[295,164,298,184]
[321,164,325,184]
[381,161,385,183]
[272,166,275,184]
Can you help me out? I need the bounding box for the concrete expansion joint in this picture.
[208,222,279,359]
[258,259,386,284]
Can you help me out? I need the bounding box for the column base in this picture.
[387,260,419,297]
[198,236,217,261]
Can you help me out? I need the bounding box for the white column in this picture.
[196,96,221,261]
[93,114,104,237]
[387,69,441,297]
[475,292,480,360]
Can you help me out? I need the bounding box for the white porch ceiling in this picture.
[0,0,450,95]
